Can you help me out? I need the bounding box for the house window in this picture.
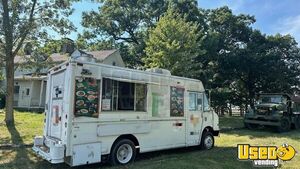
[170,86,184,117]
[102,78,147,111]
[25,88,30,96]
[14,86,20,94]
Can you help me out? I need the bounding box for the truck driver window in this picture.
[197,93,203,111]
[102,78,147,111]
[189,93,197,111]
[74,77,100,118]
[170,86,184,117]
[203,94,210,111]
[292,103,300,113]
[189,92,203,111]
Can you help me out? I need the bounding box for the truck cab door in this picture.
[201,93,213,132]
[186,92,204,146]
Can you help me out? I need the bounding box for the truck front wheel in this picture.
[277,118,291,132]
[200,131,214,150]
[110,139,137,166]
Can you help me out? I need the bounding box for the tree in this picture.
[204,7,300,112]
[0,0,76,124]
[81,0,203,67]
[144,8,205,77]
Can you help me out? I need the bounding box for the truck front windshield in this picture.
[258,95,283,104]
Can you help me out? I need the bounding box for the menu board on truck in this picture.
[74,77,100,117]
[170,86,185,117]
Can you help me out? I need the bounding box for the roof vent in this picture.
[146,68,171,76]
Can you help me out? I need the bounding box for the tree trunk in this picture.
[5,54,14,125]
[229,103,232,116]
[2,0,15,125]
[240,107,244,117]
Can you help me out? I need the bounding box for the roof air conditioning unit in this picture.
[146,68,171,76]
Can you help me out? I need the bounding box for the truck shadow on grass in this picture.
[82,146,253,169]
[1,124,31,168]
[0,145,254,169]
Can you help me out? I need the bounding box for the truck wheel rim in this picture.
[204,135,213,149]
[117,144,133,164]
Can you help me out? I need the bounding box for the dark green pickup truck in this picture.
[244,93,300,132]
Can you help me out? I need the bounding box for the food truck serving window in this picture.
[74,77,100,118]
[102,78,147,111]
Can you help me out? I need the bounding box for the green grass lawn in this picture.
[0,111,299,169]
[0,111,44,145]
[218,116,244,129]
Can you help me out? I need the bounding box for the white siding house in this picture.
[2,49,125,111]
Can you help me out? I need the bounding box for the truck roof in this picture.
[49,59,202,83]
[257,93,300,103]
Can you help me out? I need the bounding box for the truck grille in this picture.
[256,108,271,115]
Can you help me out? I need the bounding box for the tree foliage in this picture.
[144,8,204,77]
[81,3,300,115]
[203,7,300,113]
[81,0,201,68]
[0,0,77,124]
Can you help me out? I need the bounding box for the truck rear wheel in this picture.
[200,131,214,150]
[294,116,300,130]
[277,118,291,132]
[110,139,136,166]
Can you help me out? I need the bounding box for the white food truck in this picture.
[32,55,219,166]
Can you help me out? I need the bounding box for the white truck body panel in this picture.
[33,60,219,166]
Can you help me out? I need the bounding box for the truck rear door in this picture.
[48,71,66,139]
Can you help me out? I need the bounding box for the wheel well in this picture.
[112,134,140,152]
[202,126,219,136]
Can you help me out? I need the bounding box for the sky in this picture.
[65,0,300,44]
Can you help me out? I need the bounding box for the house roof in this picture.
[47,53,69,62]
[14,49,118,64]
[86,50,117,61]
[14,55,31,64]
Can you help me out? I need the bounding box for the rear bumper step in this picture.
[32,136,65,164]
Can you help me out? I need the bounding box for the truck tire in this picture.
[110,139,136,166]
[294,116,300,130]
[200,131,214,150]
[277,118,291,132]
[244,122,259,130]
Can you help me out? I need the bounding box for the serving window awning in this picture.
[103,76,159,85]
